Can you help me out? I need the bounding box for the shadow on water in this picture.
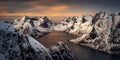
[38,32,120,60]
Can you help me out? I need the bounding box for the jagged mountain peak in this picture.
[83,14,93,21]
[13,16,53,38]
[21,16,28,22]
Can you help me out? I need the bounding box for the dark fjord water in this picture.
[38,32,120,60]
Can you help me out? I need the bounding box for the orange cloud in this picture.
[0,4,72,16]
[0,2,95,16]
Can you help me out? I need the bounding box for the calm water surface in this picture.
[38,32,120,60]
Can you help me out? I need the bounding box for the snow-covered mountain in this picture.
[13,16,53,38]
[0,21,76,60]
[67,15,93,35]
[53,17,74,31]
[67,12,120,54]
[0,21,53,60]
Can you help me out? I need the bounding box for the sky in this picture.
[0,0,120,16]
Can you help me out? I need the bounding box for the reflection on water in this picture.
[38,32,120,60]
[38,32,73,48]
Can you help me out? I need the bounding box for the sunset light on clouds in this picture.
[0,0,120,16]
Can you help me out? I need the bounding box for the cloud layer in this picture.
[0,0,120,16]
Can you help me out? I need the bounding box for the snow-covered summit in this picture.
[13,16,53,38]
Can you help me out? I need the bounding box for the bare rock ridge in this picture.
[0,21,76,60]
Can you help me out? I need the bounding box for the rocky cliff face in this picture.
[68,12,120,54]
[13,16,53,38]
[0,21,76,60]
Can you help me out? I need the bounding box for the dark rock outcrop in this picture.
[49,42,77,60]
